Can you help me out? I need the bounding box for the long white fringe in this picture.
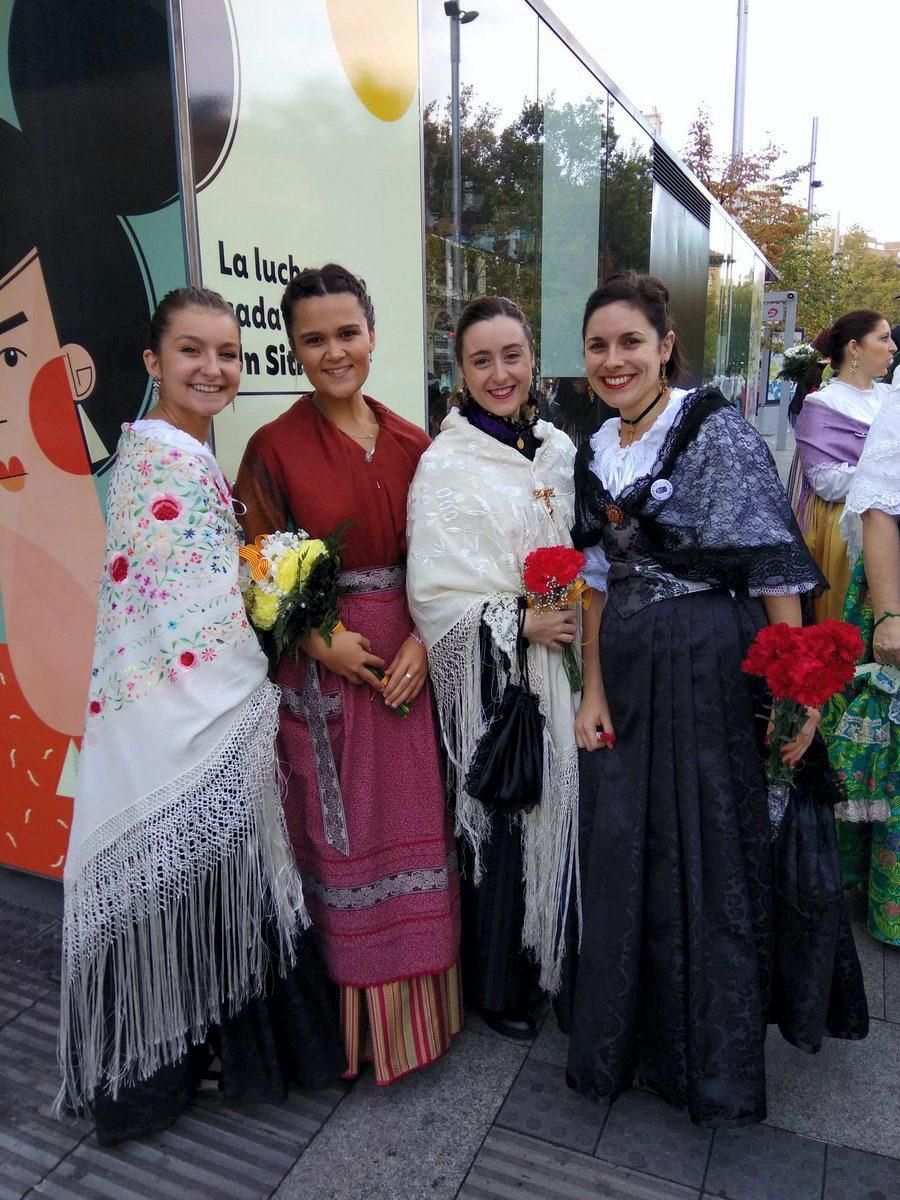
[428,606,579,996]
[54,681,307,1116]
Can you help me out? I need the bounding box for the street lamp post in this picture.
[444,2,478,314]
[807,116,822,216]
[732,0,749,158]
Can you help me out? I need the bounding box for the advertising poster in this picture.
[0,0,191,875]
[189,0,426,478]
[1,0,427,878]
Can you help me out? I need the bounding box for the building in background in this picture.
[0,0,770,879]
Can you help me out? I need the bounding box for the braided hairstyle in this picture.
[149,287,239,354]
[281,263,376,338]
[581,271,685,383]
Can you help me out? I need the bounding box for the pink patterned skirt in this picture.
[276,566,460,990]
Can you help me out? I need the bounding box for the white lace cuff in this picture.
[582,543,610,593]
[482,595,520,661]
[807,461,854,502]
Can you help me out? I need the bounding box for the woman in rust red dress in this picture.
[236,263,461,1084]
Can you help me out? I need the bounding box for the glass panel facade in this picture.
[421,0,767,438]
[723,234,756,412]
[704,207,733,385]
[422,0,539,405]
[538,23,606,378]
[649,185,710,389]
[603,99,653,278]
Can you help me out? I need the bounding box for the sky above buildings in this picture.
[548,0,895,243]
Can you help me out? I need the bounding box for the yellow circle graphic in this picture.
[326,0,417,123]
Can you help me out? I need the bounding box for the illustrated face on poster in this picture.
[0,0,195,875]
[0,249,104,735]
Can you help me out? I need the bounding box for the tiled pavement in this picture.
[1,872,898,1200]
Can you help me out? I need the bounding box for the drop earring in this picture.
[150,377,160,404]
[850,356,859,375]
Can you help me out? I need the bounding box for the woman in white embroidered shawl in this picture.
[57,288,343,1145]
[407,296,579,1038]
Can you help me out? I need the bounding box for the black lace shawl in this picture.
[572,388,826,609]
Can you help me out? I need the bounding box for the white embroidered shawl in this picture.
[840,389,900,563]
[406,410,579,995]
[57,422,306,1114]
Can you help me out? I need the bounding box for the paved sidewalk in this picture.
[1,870,898,1200]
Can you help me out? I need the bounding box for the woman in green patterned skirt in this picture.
[822,389,900,944]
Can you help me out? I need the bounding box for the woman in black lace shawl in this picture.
[563,273,867,1128]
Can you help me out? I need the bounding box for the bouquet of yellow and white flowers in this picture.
[238,527,343,662]
[238,526,410,716]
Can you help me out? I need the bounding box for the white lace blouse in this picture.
[582,390,688,592]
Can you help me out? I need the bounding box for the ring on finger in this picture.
[404,671,413,679]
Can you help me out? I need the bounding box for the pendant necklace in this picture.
[620,384,667,446]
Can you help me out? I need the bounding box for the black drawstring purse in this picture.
[464,604,545,814]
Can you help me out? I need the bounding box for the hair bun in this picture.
[812,327,834,357]
[643,275,670,306]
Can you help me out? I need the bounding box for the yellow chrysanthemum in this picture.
[252,590,280,630]
[273,548,301,592]
[298,539,328,581]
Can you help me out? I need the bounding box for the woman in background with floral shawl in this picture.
[57,288,343,1145]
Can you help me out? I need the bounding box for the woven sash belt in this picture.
[279,564,406,855]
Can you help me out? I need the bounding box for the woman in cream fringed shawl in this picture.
[407,296,579,1036]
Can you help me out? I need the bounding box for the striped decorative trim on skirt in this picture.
[339,964,463,1085]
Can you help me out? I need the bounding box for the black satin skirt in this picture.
[91,925,345,1146]
[459,822,540,1014]
[565,590,866,1128]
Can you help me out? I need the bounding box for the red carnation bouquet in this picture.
[741,620,863,786]
[522,546,588,692]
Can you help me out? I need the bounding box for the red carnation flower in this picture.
[150,493,182,522]
[107,554,129,583]
[179,650,197,669]
[523,546,585,595]
[741,622,799,678]
[803,620,863,670]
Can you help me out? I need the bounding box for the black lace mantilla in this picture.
[572,388,826,615]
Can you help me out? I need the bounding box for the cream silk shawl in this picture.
[407,410,579,994]
[57,422,306,1114]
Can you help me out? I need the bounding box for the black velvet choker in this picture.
[462,396,540,459]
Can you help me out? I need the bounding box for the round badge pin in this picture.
[650,479,673,501]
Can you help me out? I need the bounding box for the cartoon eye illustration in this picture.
[2,347,26,367]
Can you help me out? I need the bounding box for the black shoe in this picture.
[477,1007,537,1040]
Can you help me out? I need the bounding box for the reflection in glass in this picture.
[603,100,653,278]
[423,0,539,382]
[704,208,732,385]
[538,24,606,379]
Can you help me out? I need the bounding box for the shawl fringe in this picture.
[54,681,307,1115]
[428,601,578,996]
